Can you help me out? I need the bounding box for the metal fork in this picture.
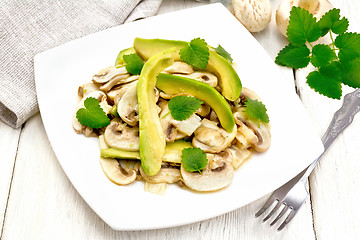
[255,88,360,231]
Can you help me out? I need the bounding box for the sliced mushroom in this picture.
[92,66,128,84]
[214,145,252,169]
[181,159,234,192]
[104,119,139,151]
[184,72,218,87]
[140,164,181,184]
[98,135,136,185]
[234,110,271,152]
[196,104,211,117]
[159,101,201,142]
[99,74,135,92]
[163,61,194,74]
[117,82,138,126]
[78,82,100,98]
[192,119,237,153]
[113,80,138,105]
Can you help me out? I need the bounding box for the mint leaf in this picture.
[340,57,360,88]
[76,97,111,128]
[214,44,233,63]
[123,53,144,75]
[307,70,342,99]
[318,8,349,36]
[275,44,311,68]
[181,148,208,173]
[244,97,269,123]
[332,17,349,34]
[179,38,209,69]
[287,6,322,45]
[168,96,203,121]
[335,32,360,63]
[310,44,337,67]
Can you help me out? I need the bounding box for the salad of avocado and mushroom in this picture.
[72,37,271,194]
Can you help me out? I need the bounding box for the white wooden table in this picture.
[1,0,359,239]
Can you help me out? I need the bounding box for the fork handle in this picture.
[301,88,360,181]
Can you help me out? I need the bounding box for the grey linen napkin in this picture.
[0,0,162,129]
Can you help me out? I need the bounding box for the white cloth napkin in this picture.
[0,0,162,128]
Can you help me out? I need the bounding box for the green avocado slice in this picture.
[156,73,235,133]
[114,47,136,66]
[133,38,242,101]
[100,140,192,164]
[137,47,177,176]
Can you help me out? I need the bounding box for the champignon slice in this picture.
[140,165,181,184]
[78,82,100,98]
[159,92,189,100]
[99,135,136,185]
[163,61,194,74]
[181,159,234,192]
[159,102,201,142]
[214,145,252,169]
[104,120,139,151]
[184,72,218,87]
[117,82,138,126]
[233,110,271,152]
[72,91,111,135]
[99,73,134,92]
[92,66,128,84]
[241,87,261,101]
[196,104,211,117]
[192,119,237,153]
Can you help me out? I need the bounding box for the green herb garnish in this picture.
[76,97,110,128]
[168,96,203,121]
[214,44,233,63]
[275,6,360,99]
[179,38,209,69]
[123,53,144,75]
[244,97,269,124]
[181,147,208,173]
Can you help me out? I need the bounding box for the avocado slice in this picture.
[114,47,136,66]
[156,73,235,133]
[100,140,192,164]
[137,47,177,176]
[133,38,242,101]
[101,148,140,159]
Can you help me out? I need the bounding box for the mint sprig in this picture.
[168,96,203,121]
[123,53,144,75]
[275,6,360,99]
[76,97,110,128]
[181,147,208,173]
[179,38,209,69]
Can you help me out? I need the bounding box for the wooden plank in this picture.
[294,0,360,239]
[2,0,318,239]
[0,120,21,234]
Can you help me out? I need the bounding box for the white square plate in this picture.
[34,4,323,230]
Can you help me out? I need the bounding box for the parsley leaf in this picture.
[168,96,203,121]
[123,53,144,75]
[335,32,360,63]
[214,44,233,63]
[287,6,322,45]
[244,97,269,124]
[318,8,349,36]
[310,44,337,67]
[76,97,111,128]
[275,44,310,68]
[181,147,208,173]
[179,38,209,69]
